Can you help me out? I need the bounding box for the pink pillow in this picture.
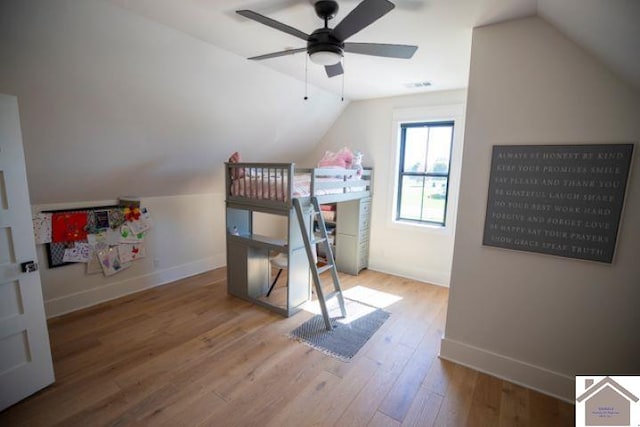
[318,147,353,169]
[228,152,245,179]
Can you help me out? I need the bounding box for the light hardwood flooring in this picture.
[0,268,574,426]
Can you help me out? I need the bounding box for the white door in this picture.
[0,94,54,410]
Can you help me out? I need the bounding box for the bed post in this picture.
[224,162,230,201]
[288,163,295,207]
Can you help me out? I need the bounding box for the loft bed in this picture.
[224,161,372,317]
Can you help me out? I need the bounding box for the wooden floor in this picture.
[1,268,574,426]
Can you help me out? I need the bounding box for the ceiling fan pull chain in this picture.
[341,57,345,102]
[304,54,309,101]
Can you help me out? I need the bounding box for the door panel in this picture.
[0,94,54,410]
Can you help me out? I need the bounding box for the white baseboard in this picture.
[368,261,450,288]
[44,253,225,318]
[439,337,575,404]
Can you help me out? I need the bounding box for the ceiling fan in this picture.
[236,0,418,78]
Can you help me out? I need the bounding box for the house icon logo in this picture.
[576,376,640,426]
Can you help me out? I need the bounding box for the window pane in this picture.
[421,177,448,223]
[426,126,452,174]
[403,127,428,173]
[399,176,425,220]
[398,176,448,224]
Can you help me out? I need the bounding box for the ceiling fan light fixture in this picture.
[309,50,342,66]
[237,0,418,80]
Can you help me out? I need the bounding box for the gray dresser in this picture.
[335,197,371,275]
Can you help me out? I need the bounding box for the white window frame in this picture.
[388,104,465,235]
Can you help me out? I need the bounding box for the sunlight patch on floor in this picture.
[342,286,403,308]
[301,285,402,324]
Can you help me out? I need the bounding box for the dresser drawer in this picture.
[359,226,370,242]
[358,241,369,269]
[359,199,371,219]
[335,197,371,275]
[360,215,370,231]
[359,238,369,251]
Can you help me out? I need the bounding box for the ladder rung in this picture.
[316,264,334,274]
[296,197,346,331]
[324,291,340,301]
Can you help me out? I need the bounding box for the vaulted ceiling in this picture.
[108,0,640,100]
[2,0,637,203]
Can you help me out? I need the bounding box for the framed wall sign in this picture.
[483,144,634,263]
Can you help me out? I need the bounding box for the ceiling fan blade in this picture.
[248,47,307,61]
[236,10,309,41]
[344,42,417,58]
[325,62,344,78]
[331,0,395,42]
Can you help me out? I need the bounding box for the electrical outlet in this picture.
[153,258,160,268]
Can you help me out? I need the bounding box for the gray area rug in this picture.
[289,298,390,361]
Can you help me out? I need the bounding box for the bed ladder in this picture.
[293,197,347,331]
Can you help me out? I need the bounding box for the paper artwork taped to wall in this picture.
[62,242,91,263]
[118,243,146,263]
[43,205,153,272]
[33,213,52,244]
[86,252,103,275]
[86,233,110,274]
[85,210,111,234]
[127,208,153,234]
[87,232,106,248]
[107,228,122,246]
[108,209,125,229]
[48,242,71,267]
[119,224,145,243]
[95,210,110,229]
[87,229,119,247]
[85,211,98,235]
[96,247,131,276]
[52,212,88,242]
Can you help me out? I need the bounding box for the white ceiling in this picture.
[108,0,639,100]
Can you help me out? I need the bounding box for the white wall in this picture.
[0,0,345,204]
[442,16,640,402]
[0,0,345,315]
[33,194,225,317]
[308,89,467,286]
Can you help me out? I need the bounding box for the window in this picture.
[396,121,454,226]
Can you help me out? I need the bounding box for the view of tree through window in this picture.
[397,121,454,225]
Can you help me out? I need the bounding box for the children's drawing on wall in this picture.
[119,224,145,244]
[34,198,154,277]
[52,212,88,242]
[127,207,153,234]
[86,250,104,275]
[118,243,146,263]
[96,247,131,276]
[33,212,52,244]
[62,242,91,263]
[85,210,111,234]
